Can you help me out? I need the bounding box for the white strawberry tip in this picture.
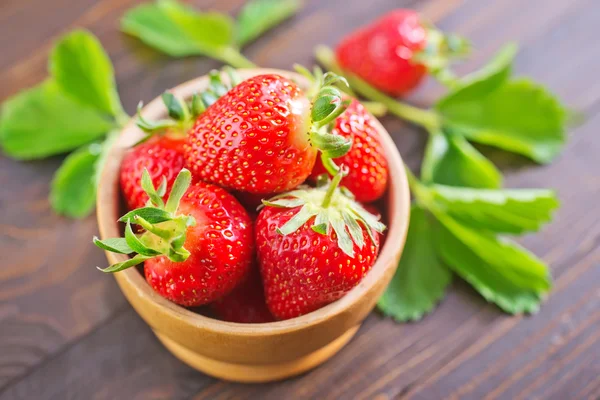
[262,168,386,258]
[94,168,196,273]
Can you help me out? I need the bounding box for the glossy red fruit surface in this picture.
[256,206,380,320]
[211,267,275,323]
[144,181,254,307]
[185,74,315,194]
[310,99,388,202]
[336,9,427,96]
[120,135,186,210]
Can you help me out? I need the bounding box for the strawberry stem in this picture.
[216,47,257,69]
[95,168,196,272]
[322,167,347,208]
[314,45,441,132]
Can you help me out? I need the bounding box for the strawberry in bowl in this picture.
[94,68,410,383]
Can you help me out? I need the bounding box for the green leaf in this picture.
[161,92,188,121]
[93,237,133,254]
[429,185,559,234]
[122,2,199,57]
[98,254,149,273]
[50,30,124,118]
[237,0,300,47]
[119,207,172,224]
[164,168,192,213]
[49,143,102,218]
[0,81,114,159]
[452,43,517,91]
[435,212,551,314]
[421,130,502,189]
[162,0,234,53]
[124,221,161,256]
[378,206,452,322]
[121,0,234,57]
[437,78,567,164]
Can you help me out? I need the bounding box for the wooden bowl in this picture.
[96,69,411,383]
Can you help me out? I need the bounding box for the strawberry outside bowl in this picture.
[96,68,411,383]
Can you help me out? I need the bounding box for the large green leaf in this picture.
[0,81,114,159]
[50,30,124,118]
[429,184,559,234]
[421,130,502,189]
[435,212,551,314]
[378,206,452,321]
[437,78,567,164]
[50,143,102,218]
[237,0,300,46]
[451,43,517,92]
[121,0,235,57]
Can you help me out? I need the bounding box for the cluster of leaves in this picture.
[0,0,568,320]
[315,42,567,319]
[0,31,126,217]
[121,0,300,67]
[0,0,301,218]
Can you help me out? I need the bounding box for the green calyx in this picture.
[135,66,242,141]
[263,168,386,257]
[294,64,353,176]
[412,25,470,87]
[94,168,196,273]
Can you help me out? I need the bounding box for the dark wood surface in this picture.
[1,0,599,398]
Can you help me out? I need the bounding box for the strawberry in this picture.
[310,99,388,202]
[120,135,186,210]
[184,69,352,195]
[256,169,386,320]
[95,169,253,307]
[121,70,244,211]
[211,267,275,323]
[335,9,468,96]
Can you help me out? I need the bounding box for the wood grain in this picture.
[0,0,599,398]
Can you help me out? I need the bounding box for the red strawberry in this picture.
[336,10,468,96]
[185,71,352,195]
[120,135,186,210]
[120,72,245,211]
[211,267,275,323]
[310,99,388,202]
[96,169,253,307]
[256,170,385,320]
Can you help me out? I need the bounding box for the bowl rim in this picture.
[97,68,410,337]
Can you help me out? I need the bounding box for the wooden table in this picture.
[1,0,599,398]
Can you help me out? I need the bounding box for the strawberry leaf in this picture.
[121,0,254,67]
[50,142,102,218]
[96,169,196,272]
[124,221,161,257]
[0,81,115,159]
[378,205,452,322]
[122,0,232,56]
[437,46,567,164]
[434,212,551,314]
[98,254,149,273]
[421,130,502,189]
[93,237,133,254]
[236,0,300,47]
[428,185,559,234]
[119,207,172,224]
[50,30,125,120]
[450,43,517,92]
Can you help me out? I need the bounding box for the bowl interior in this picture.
[97,69,411,335]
